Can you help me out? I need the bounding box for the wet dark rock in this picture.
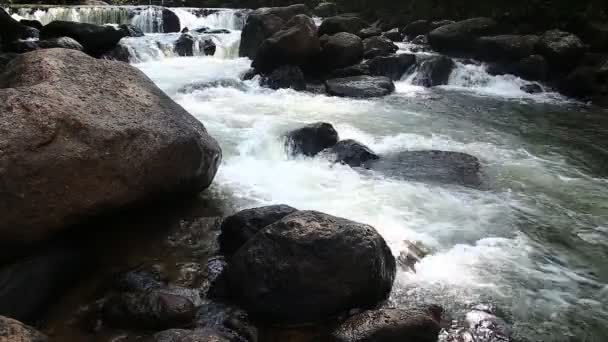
[364,150,482,187]
[103,289,196,330]
[241,68,257,80]
[331,306,442,342]
[153,328,236,342]
[206,29,231,34]
[362,36,398,58]
[0,8,39,44]
[537,29,586,70]
[7,40,39,53]
[100,43,130,62]
[226,210,396,325]
[428,17,498,56]
[314,2,338,18]
[40,21,126,57]
[182,27,190,33]
[363,48,388,59]
[195,303,257,342]
[319,32,363,70]
[19,19,43,31]
[162,8,181,33]
[114,269,163,293]
[431,20,456,29]
[412,55,455,87]
[179,79,248,93]
[367,54,416,81]
[0,49,221,247]
[358,27,382,39]
[239,4,311,59]
[383,30,403,42]
[260,64,306,90]
[515,54,548,81]
[401,19,431,38]
[0,315,48,342]
[119,24,144,37]
[0,52,19,71]
[321,139,379,167]
[326,75,395,98]
[520,83,543,94]
[38,36,84,51]
[445,304,511,342]
[397,240,431,272]
[411,34,428,46]
[329,63,370,78]
[285,122,339,157]
[219,205,299,255]
[252,14,320,73]
[582,22,608,52]
[475,35,540,62]
[175,33,196,56]
[559,65,608,101]
[201,38,216,56]
[0,244,85,322]
[318,15,368,36]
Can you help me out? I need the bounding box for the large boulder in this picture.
[162,8,180,33]
[401,19,431,38]
[0,53,19,71]
[0,49,221,247]
[225,210,396,325]
[19,19,43,31]
[319,32,363,70]
[239,4,311,59]
[331,307,442,342]
[559,64,608,102]
[103,289,196,330]
[175,33,196,56]
[40,21,126,57]
[329,63,371,78]
[219,205,299,255]
[0,244,84,321]
[364,150,482,187]
[314,2,338,17]
[38,36,84,51]
[367,54,416,81]
[260,65,306,90]
[412,55,455,87]
[362,36,398,58]
[537,29,586,70]
[0,316,48,342]
[285,122,339,156]
[318,16,368,36]
[326,75,395,98]
[428,17,498,56]
[252,14,320,73]
[358,26,383,39]
[0,8,39,45]
[475,34,540,61]
[321,139,379,167]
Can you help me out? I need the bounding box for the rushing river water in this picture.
[12,5,608,341]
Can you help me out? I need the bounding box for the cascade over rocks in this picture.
[537,29,586,70]
[367,53,416,81]
[119,24,144,37]
[321,139,379,167]
[318,15,369,36]
[331,306,442,342]
[0,316,48,342]
[219,205,299,255]
[175,33,196,56]
[239,4,312,59]
[319,32,364,70]
[0,49,221,247]
[475,34,540,61]
[252,14,320,73]
[428,17,498,56]
[285,122,340,157]
[364,150,482,187]
[326,75,396,98]
[225,210,396,325]
[40,21,126,57]
[260,65,306,90]
[412,55,455,87]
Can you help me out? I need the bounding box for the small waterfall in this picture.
[9,6,133,26]
[169,8,247,31]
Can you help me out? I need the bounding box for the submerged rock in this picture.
[365,150,482,187]
[179,79,247,93]
[318,15,368,36]
[225,210,396,325]
[331,306,442,342]
[0,49,221,247]
[321,139,379,167]
[428,17,498,56]
[326,75,395,98]
[520,83,543,94]
[40,21,126,57]
[367,53,416,81]
[0,315,48,342]
[219,205,299,255]
[319,32,364,70]
[285,122,339,156]
[412,55,455,87]
[253,14,320,73]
